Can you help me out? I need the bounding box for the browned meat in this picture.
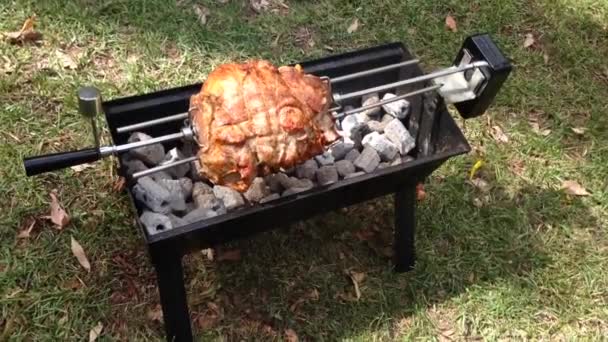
[189,60,339,192]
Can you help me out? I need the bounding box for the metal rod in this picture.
[100,128,193,157]
[132,156,198,179]
[334,61,489,103]
[333,84,442,119]
[330,59,420,83]
[116,112,189,133]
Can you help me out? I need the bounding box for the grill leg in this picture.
[151,249,193,342]
[393,185,416,272]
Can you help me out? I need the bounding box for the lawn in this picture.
[1,0,607,340]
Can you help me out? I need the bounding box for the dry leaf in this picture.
[468,178,491,193]
[284,328,298,342]
[4,15,43,44]
[348,271,366,300]
[347,18,359,34]
[56,50,78,70]
[112,177,126,192]
[445,15,457,32]
[472,198,483,208]
[218,0,229,3]
[491,125,509,143]
[523,33,535,48]
[193,5,210,26]
[147,304,163,322]
[217,249,241,262]
[561,180,590,196]
[71,237,91,272]
[17,219,36,239]
[571,127,587,135]
[250,0,270,13]
[49,191,70,229]
[529,122,551,136]
[202,248,214,261]
[70,163,94,172]
[543,53,550,64]
[416,183,426,201]
[89,322,103,342]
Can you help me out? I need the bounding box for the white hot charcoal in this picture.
[381,93,410,119]
[384,118,416,155]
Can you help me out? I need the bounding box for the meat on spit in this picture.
[190,60,340,192]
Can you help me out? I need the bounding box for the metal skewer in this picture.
[114,59,422,134]
[132,156,198,179]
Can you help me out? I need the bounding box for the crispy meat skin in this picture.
[190,60,339,192]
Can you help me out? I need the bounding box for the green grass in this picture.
[1,0,607,340]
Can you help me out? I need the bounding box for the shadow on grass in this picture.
[174,173,597,340]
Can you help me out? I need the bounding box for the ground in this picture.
[1,0,607,340]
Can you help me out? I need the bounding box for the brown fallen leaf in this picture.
[472,198,483,208]
[445,15,457,32]
[217,249,241,262]
[71,237,91,272]
[49,191,70,229]
[89,322,103,342]
[416,183,426,201]
[193,5,210,26]
[70,163,94,172]
[348,271,366,300]
[561,180,590,196]
[491,125,509,143]
[523,33,536,48]
[4,15,43,44]
[284,328,298,342]
[56,50,78,70]
[571,127,587,135]
[543,53,550,64]
[250,0,270,13]
[468,178,491,193]
[147,304,163,323]
[529,121,551,136]
[347,18,359,34]
[112,177,126,193]
[17,218,36,239]
[202,248,214,261]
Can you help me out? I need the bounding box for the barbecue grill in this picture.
[23,34,511,341]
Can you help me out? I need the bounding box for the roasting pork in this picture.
[190,60,340,192]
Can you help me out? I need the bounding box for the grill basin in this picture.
[103,42,472,341]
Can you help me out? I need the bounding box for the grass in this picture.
[1,0,607,340]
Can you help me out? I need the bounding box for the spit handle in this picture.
[23,148,101,176]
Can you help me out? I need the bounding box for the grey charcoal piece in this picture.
[351,123,372,150]
[150,171,173,182]
[381,93,410,119]
[157,179,190,203]
[378,162,389,169]
[295,159,318,180]
[367,120,386,133]
[361,93,382,117]
[344,149,360,162]
[194,193,226,214]
[192,182,214,197]
[177,178,193,198]
[314,151,335,166]
[330,141,355,160]
[127,132,165,166]
[189,159,204,182]
[168,214,188,228]
[402,155,415,163]
[316,165,339,185]
[344,171,366,179]
[355,112,370,124]
[121,154,148,176]
[335,159,356,177]
[361,132,398,161]
[265,173,284,193]
[391,158,402,166]
[244,177,271,202]
[185,202,196,213]
[282,167,296,175]
[282,187,311,197]
[213,185,245,211]
[133,176,186,214]
[354,146,380,173]
[340,114,359,137]
[260,193,281,204]
[384,118,416,155]
[182,208,219,224]
[161,148,190,178]
[292,178,314,190]
[140,211,173,235]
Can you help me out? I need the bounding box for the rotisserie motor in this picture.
[190,60,340,192]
